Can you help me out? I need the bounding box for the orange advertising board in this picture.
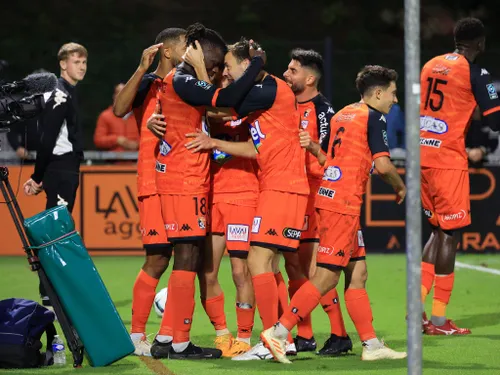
[0,165,142,256]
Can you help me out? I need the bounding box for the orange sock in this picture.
[158,277,173,336]
[131,269,159,333]
[421,262,435,303]
[433,273,454,317]
[253,273,278,330]
[236,304,255,339]
[274,272,289,317]
[201,293,227,331]
[344,288,376,342]
[289,278,313,339]
[170,270,196,343]
[280,281,321,331]
[320,288,347,337]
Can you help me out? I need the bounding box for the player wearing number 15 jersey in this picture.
[261,65,407,363]
[419,17,500,336]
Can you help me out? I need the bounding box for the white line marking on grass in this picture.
[455,261,500,275]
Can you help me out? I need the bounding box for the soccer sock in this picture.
[432,273,455,326]
[201,293,229,336]
[344,288,376,342]
[289,278,313,339]
[421,262,435,304]
[279,281,322,335]
[320,288,348,337]
[236,302,255,343]
[252,273,279,330]
[171,270,196,345]
[131,269,159,334]
[158,277,174,341]
[274,272,289,317]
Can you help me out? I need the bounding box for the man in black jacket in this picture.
[23,42,88,307]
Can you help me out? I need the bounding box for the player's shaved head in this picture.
[155,27,186,45]
[454,18,485,45]
[185,22,227,71]
[290,48,323,79]
[355,65,398,96]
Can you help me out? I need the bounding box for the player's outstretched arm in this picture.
[185,130,257,159]
[113,43,162,117]
[374,156,406,204]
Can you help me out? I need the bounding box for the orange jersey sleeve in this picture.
[210,118,259,204]
[315,103,390,216]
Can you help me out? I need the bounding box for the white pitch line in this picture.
[455,261,500,276]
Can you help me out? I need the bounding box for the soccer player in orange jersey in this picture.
[261,65,408,363]
[152,24,265,360]
[419,18,500,335]
[186,38,309,361]
[112,27,186,356]
[282,48,352,355]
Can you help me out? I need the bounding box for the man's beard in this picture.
[291,82,305,95]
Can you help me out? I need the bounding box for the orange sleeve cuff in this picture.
[483,106,500,116]
[211,88,221,107]
[372,151,390,160]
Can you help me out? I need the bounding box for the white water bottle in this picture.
[52,335,66,365]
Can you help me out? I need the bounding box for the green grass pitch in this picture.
[1,254,499,375]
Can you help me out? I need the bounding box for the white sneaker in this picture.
[261,328,291,364]
[131,334,152,356]
[231,341,273,361]
[361,340,407,361]
[286,341,297,356]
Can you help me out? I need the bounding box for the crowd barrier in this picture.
[0,160,498,256]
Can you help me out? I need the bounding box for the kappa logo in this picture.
[147,229,159,236]
[265,228,278,236]
[180,224,192,231]
[227,224,249,242]
[335,249,345,257]
[481,68,489,76]
[327,106,335,114]
[379,114,387,123]
[52,89,67,109]
[185,76,195,82]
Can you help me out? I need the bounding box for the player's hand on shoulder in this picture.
[139,43,163,72]
[185,129,215,152]
[147,113,167,139]
[249,39,266,65]
[183,40,205,70]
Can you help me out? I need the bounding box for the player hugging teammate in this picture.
[112,16,499,365]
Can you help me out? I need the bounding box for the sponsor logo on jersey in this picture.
[318,186,335,199]
[251,217,262,233]
[444,54,459,61]
[318,245,334,256]
[423,208,434,219]
[195,80,213,90]
[227,224,249,242]
[420,137,442,148]
[301,120,309,129]
[155,160,166,173]
[382,130,389,146]
[198,217,206,229]
[323,166,342,182]
[335,113,356,122]
[441,209,467,222]
[282,227,301,240]
[486,83,498,100]
[357,230,365,247]
[165,222,178,231]
[420,116,448,134]
[249,120,266,149]
[432,64,451,75]
[159,140,172,156]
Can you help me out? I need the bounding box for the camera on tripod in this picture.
[0,72,57,129]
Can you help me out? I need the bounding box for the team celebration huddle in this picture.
[113,18,500,364]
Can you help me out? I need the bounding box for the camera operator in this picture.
[23,42,88,308]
